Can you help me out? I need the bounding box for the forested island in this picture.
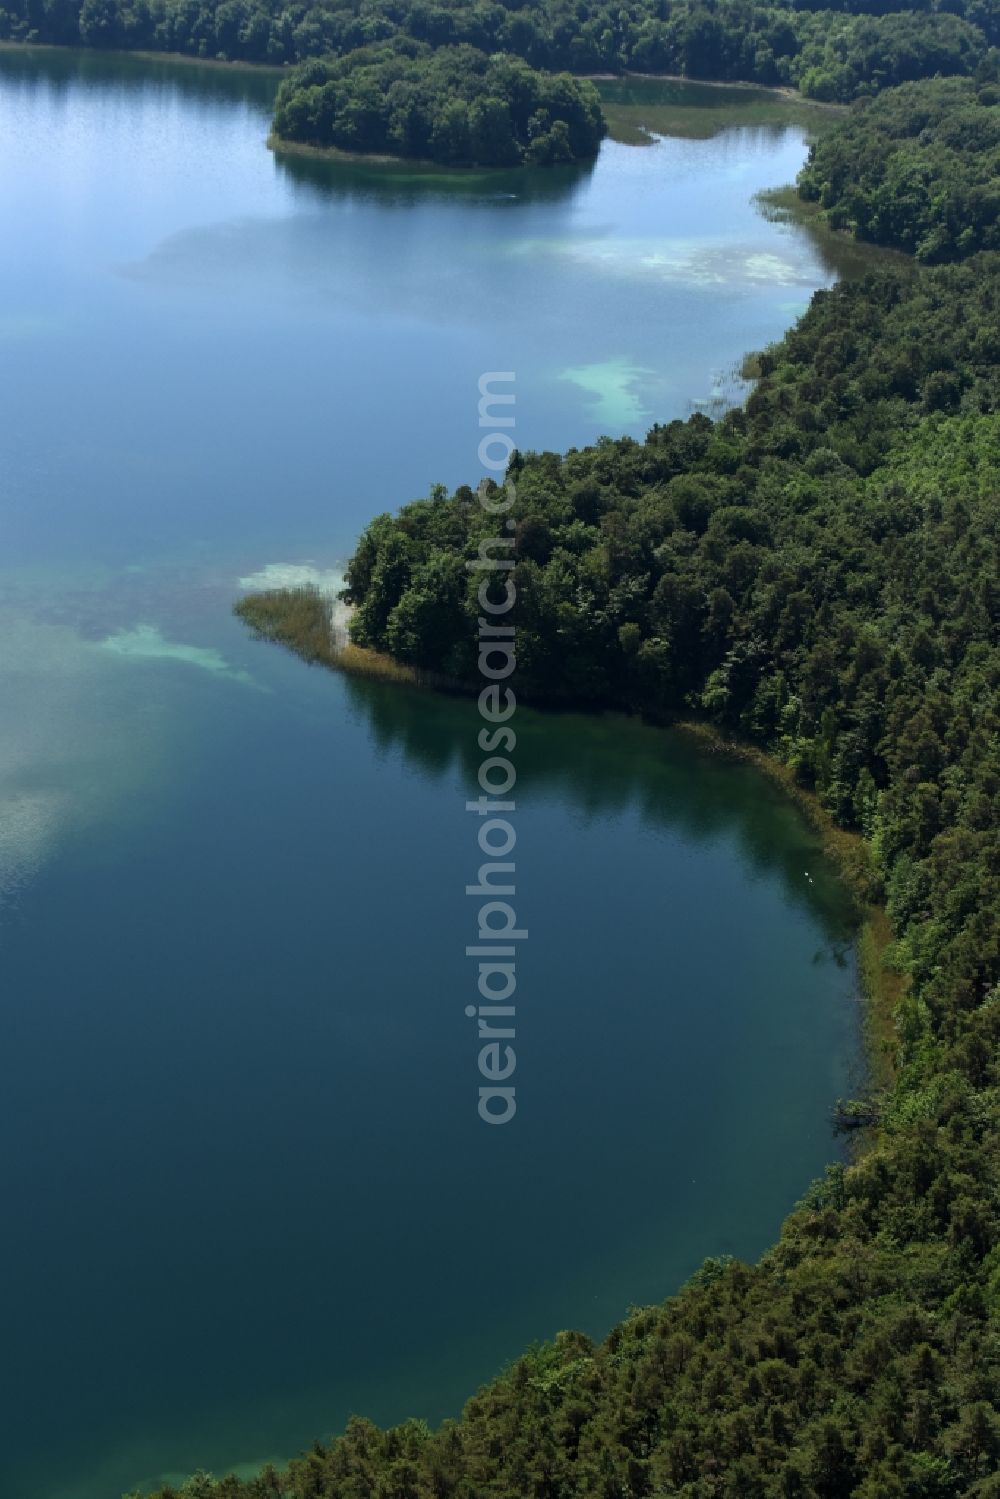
[205,78,1000,1497]
[271,42,604,163]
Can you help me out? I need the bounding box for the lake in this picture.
[0,49,863,1499]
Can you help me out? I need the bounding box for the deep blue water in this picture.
[0,49,861,1498]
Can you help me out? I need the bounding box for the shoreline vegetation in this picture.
[266,131,494,171]
[203,79,1000,1498]
[1,0,993,102]
[266,133,448,169]
[0,37,285,68]
[235,589,443,689]
[798,75,1000,262]
[753,185,920,278]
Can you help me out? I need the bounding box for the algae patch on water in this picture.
[237,562,344,595]
[514,234,820,292]
[558,356,655,427]
[101,623,257,686]
[0,610,164,905]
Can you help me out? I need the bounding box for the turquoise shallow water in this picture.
[0,49,862,1499]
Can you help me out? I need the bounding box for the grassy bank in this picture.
[755,183,917,279]
[235,587,462,691]
[266,132,503,176]
[0,38,284,72]
[595,74,841,143]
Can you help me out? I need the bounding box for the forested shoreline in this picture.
[799,73,1000,259]
[1,0,997,101]
[194,78,1000,1497]
[7,0,1000,166]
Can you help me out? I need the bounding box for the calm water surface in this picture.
[0,49,862,1498]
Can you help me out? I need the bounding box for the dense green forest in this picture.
[271,41,603,162]
[202,84,1000,1497]
[799,74,1000,258]
[0,0,995,102]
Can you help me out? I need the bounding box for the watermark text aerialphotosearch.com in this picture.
[466,372,522,1126]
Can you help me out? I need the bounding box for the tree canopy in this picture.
[2,0,997,104]
[799,73,1000,258]
[272,41,605,164]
